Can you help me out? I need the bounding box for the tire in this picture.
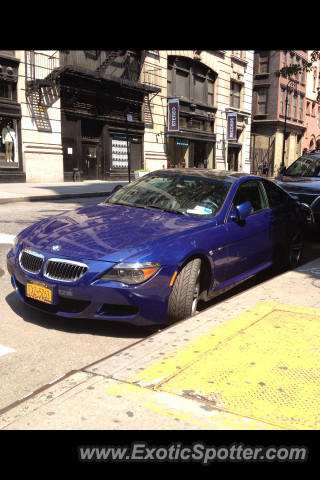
[285,227,304,270]
[166,258,202,326]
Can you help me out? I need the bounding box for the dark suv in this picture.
[274,151,320,230]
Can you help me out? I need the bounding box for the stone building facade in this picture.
[0,50,63,183]
[0,50,254,184]
[144,50,253,174]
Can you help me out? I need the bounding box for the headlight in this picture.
[101,262,161,285]
[13,236,19,254]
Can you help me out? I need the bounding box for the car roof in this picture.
[151,168,249,183]
[302,151,320,157]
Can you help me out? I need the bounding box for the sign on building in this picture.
[168,99,179,132]
[227,112,237,141]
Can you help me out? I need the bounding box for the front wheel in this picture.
[285,227,304,269]
[166,258,202,327]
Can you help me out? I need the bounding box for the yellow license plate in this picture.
[26,281,53,304]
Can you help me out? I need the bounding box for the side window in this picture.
[263,180,289,207]
[233,181,268,214]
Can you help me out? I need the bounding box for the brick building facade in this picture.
[251,50,307,175]
[303,52,320,152]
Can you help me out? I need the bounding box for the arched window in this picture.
[167,56,216,106]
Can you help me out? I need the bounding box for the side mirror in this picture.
[109,185,123,197]
[279,166,286,175]
[231,201,252,222]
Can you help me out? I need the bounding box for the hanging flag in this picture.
[168,99,179,132]
[227,112,237,141]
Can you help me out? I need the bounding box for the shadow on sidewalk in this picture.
[5,291,158,339]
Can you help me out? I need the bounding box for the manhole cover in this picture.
[312,280,320,288]
[0,268,5,278]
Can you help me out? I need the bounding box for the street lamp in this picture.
[282,78,299,168]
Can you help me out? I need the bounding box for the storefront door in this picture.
[82,143,100,180]
[194,141,206,168]
[228,148,238,171]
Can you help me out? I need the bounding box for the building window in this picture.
[0,118,19,167]
[313,68,318,92]
[179,117,187,128]
[0,82,12,99]
[280,87,285,115]
[208,80,214,106]
[257,88,268,114]
[206,121,212,132]
[167,56,216,107]
[293,95,297,118]
[290,53,294,65]
[232,50,245,59]
[259,51,269,73]
[230,81,241,108]
[286,91,292,117]
[295,57,300,80]
[306,101,310,115]
[176,69,189,97]
[193,75,205,102]
[299,95,304,120]
[282,51,287,69]
[193,120,204,130]
[301,61,306,83]
[312,103,315,116]
[84,50,99,60]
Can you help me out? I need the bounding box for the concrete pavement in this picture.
[2,255,320,430]
[0,180,128,204]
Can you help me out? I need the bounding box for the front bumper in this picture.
[7,248,177,326]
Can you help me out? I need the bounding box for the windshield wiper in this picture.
[146,205,188,216]
[109,201,149,209]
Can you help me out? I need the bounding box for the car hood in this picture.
[276,175,320,193]
[20,203,208,262]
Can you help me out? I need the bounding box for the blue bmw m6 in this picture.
[7,169,307,326]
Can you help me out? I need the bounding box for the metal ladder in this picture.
[96,50,124,74]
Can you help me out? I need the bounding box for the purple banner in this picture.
[227,113,237,141]
[168,99,179,132]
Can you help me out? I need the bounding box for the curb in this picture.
[0,191,112,205]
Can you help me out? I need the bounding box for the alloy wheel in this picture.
[289,230,303,268]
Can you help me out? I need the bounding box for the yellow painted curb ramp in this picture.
[108,302,320,429]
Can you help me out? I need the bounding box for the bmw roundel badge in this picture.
[52,245,61,252]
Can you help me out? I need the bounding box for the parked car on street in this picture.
[7,169,307,326]
[275,151,320,230]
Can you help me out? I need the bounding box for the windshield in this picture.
[285,155,320,177]
[106,173,232,218]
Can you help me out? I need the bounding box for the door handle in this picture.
[269,218,275,225]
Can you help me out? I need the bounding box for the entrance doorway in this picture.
[194,141,206,168]
[82,143,100,180]
[228,148,239,171]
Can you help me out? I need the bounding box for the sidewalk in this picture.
[0,181,128,204]
[1,257,320,430]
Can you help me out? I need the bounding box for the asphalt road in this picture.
[1,196,320,411]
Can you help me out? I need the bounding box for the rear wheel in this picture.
[285,227,304,269]
[166,258,202,326]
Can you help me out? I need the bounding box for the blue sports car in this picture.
[7,169,307,326]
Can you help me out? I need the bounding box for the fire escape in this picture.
[95,51,125,75]
[25,51,160,129]
[25,51,62,131]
